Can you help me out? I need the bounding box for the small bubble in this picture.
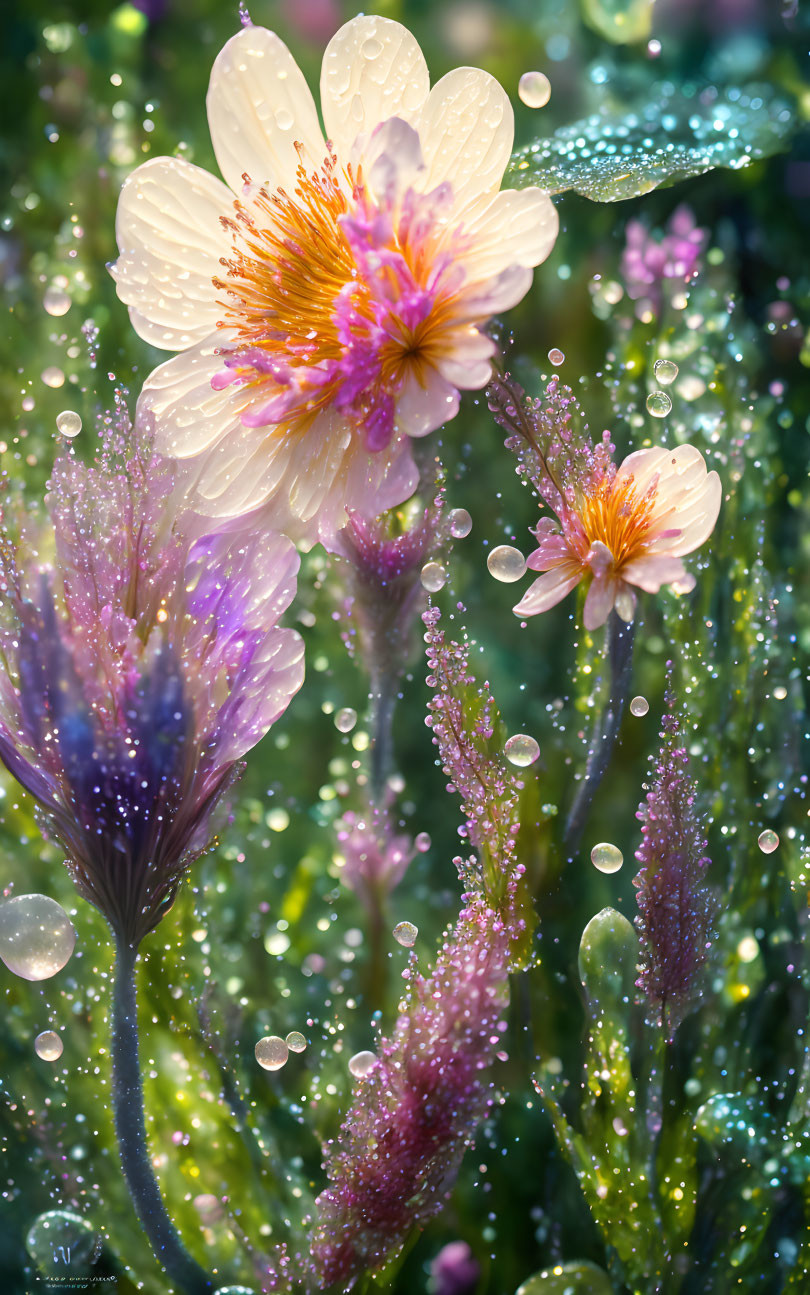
[420,561,447,593]
[448,508,472,538]
[348,1050,377,1079]
[757,829,779,855]
[34,1030,63,1062]
[335,707,357,734]
[266,808,289,832]
[255,1035,289,1071]
[504,734,540,767]
[646,391,672,418]
[630,696,649,717]
[772,686,787,700]
[590,842,623,874]
[0,894,76,981]
[518,70,551,109]
[56,410,82,438]
[285,1031,307,1053]
[487,545,526,583]
[41,366,65,389]
[43,287,71,317]
[653,358,679,385]
[393,921,418,948]
[415,831,431,853]
[547,347,565,367]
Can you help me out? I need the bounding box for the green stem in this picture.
[564,611,636,854]
[111,937,214,1294]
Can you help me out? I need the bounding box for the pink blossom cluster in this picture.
[621,204,707,314]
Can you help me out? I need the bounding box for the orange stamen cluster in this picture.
[579,472,657,568]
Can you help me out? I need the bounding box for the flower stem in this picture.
[369,666,397,806]
[564,611,636,855]
[111,937,214,1294]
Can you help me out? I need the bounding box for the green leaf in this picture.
[507,84,795,202]
[515,1260,614,1294]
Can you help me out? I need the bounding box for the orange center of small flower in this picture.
[579,473,656,568]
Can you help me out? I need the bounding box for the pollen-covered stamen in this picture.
[579,472,658,568]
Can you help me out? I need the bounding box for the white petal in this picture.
[463,187,559,282]
[112,156,232,349]
[621,554,687,593]
[320,15,429,161]
[454,264,533,320]
[416,67,514,218]
[207,26,325,195]
[513,564,581,618]
[138,333,238,458]
[435,328,495,389]
[583,576,618,631]
[364,117,425,209]
[396,367,460,436]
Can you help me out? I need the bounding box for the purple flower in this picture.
[621,204,707,315]
[431,1241,480,1295]
[336,808,414,906]
[632,710,715,1037]
[311,895,514,1286]
[0,411,304,946]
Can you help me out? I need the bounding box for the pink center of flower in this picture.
[212,147,462,451]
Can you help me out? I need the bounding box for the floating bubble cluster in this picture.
[590,843,624,874]
[518,70,551,109]
[34,1030,64,1061]
[393,921,418,947]
[255,1035,289,1071]
[504,734,541,767]
[0,894,76,981]
[487,545,527,582]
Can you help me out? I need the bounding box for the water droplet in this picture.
[448,508,472,538]
[348,1050,377,1079]
[757,829,779,855]
[26,1211,97,1273]
[285,1031,307,1053]
[420,561,447,593]
[214,1287,257,1295]
[547,347,565,367]
[646,391,672,418]
[255,1035,289,1071]
[43,286,71,316]
[335,707,357,733]
[772,685,787,700]
[590,842,624,874]
[361,36,383,59]
[41,366,64,389]
[56,410,82,438]
[487,545,526,583]
[518,70,551,109]
[630,696,649,717]
[653,358,679,385]
[415,831,431,853]
[393,921,418,947]
[0,894,76,981]
[274,107,294,131]
[504,733,540,767]
[34,1030,63,1062]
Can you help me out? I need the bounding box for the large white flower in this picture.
[113,14,558,545]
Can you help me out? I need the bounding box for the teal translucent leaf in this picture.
[507,83,795,201]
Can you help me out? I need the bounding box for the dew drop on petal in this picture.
[487,545,526,583]
[214,1287,257,1294]
[348,1050,377,1079]
[448,508,472,538]
[393,921,418,948]
[415,831,431,853]
[646,391,672,418]
[653,358,679,385]
[335,707,357,734]
[361,36,383,59]
[285,1031,307,1053]
[26,1212,96,1271]
[757,829,779,854]
[0,894,76,981]
[34,1030,63,1062]
[41,366,64,389]
[547,347,565,366]
[504,733,540,767]
[56,410,82,438]
[255,1035,289,1071]
[590,842,624,874]
[630,695,649,717]
[420,561,447,593]
[518,70,551,109]
[43,287,71,316]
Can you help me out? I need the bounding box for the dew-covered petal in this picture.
[464,187,559,281]
[138,334,241,459]
[455,264,534,321]
[364,117,425,208]
[512,564,581,618]
[434,328,496,390]
[621,553,688,593]
[207,26,325,195]
[320,15,429,161]
[416,68,514,217]
[396,367,460,437]
[112,157,233,349]
[583,574,619,631]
